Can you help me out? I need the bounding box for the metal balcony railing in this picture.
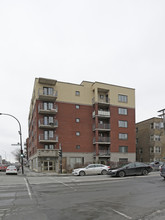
[39,134,58,143]
[93,137,110,144]
[38,103,58,114]
[38,88,58,100]
[92,97,110,105]
[92,110,110,118]
[38,119,58,128]
[93,123,110,130]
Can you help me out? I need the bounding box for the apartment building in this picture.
[27,78,136,172]
[136,117,165,162]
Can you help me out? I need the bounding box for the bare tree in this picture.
[12,148,21,162]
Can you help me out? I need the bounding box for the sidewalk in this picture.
[21,166,72,177]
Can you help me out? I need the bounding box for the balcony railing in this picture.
[92,110,110,118]
[93,137,110,144]
[38,88,58,101]
[99,150,110,156]
[38,103,58,114]
[93,150,110,157]
[39,134,58,143]
[92,97,110,105]
[38,119,58,129]
[93,123,110,130]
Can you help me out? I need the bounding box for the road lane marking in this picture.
[112,209,132,219]
[24,178,32,199]
[55,179,77,191]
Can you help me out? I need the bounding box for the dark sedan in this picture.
[108,162,153,177]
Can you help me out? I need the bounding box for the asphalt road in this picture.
[0,171,165,220]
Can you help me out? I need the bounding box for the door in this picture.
[43,161,55,171]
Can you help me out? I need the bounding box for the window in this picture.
[75,105,80,109]
[44,116,54,125]
[44,130,54,140]
[43,87,54,95]
[118,120,128,128]
[76,132,80,136]
[76,118,80,123]
[70,157,84,168]
[76,145,80,149]
[118,94,128,103]
[44,144,54,150]
[43,102,54,110]
[100,95,104,99]
[154,135,160,141]
[119,133,128,140]
[136,127,138,133]
[118,108,128,115]
[139,148,143,154]
[119,146,128,153]
[75,91,80,96]
[155,146,161,153]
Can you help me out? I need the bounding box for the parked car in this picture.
[108,162,153,177]
[160,163,165,179]
[149,161,164,171]
[6,166,18,175]
[72,164,110,176]
[0,164,7,172]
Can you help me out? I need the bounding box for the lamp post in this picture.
[0,113,24,174]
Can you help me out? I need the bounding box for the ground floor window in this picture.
[70,157,84,168]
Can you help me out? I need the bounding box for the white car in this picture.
[72,164,110,176]
[6,166,18,175]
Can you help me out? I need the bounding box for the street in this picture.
[0,171,165,220]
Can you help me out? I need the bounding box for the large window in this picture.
[119,146,128,153]
[155,146,161,153]
[118,94,128,103]
[119,133,128,140]
[43,102,54,110]
[119,120,128,128]
[43,87,54,95]
[44,144,54,150]
[118,108,128,115]
[70,157,84,168]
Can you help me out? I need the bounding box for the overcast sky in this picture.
[0,0,165,162]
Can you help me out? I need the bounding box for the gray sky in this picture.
[0,0,165,162]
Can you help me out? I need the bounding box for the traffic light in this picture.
[58,149,62,157]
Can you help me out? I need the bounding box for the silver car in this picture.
[160,163,165,179]
[72,164,110,176]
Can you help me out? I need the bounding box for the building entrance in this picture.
[42,160,55,171]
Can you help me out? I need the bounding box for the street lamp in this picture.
[0,113,24,174]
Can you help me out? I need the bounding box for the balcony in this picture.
[38,119,58,129]
[39,134,58,143]
[37,149,58,157]
[38,103,58,114]
[38,88,58,101]
[93,123,110,131]
[92,110,110,118]
[93,137,110,144]
[93,150,110,157]
[92,97,110,105]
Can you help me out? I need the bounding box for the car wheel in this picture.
[118,171,125,177]
[101,170,107,175]
[79,171,85,176]
[142,169,148,175]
